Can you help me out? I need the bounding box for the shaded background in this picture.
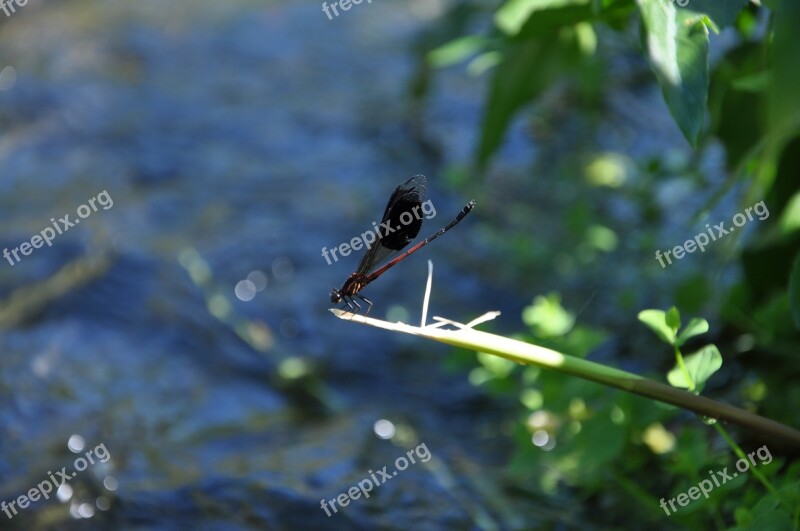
[1,0,797,529]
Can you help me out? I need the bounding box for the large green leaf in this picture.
[427,36,488,68]
[478,40,543,167]
[477,36,580,168]
[496,0,578,35]
[496,0,595,38]
[637,0,711,146]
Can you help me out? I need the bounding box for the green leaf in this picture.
[665,306,681,332]
[573,415,626,470]
[477,351,517,377]
[636,0,710,146]
[496,0,559,35]
[495,0,592,36]
[638,309,676,345]
[494,0,591,35]
[745,494,794,530]
[522,292,575,337]
[477,36,579,168]
[789,252,800,330]
[427,36,487,68]
[495,0,547,35]
[676,317,709,346]
[667,344,722,392]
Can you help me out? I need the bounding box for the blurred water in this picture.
[0,0,537,529]
[0,0,725,526]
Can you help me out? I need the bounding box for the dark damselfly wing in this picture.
[354,175,427,275]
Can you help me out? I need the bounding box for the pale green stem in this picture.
[331,309,800,449]
[674,344,695,392]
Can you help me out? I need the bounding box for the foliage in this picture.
[638,307,720,392]
[442,296,800,527]
[414,0,800,526]
[417,0,798,172]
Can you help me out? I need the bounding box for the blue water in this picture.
[0,0,711,529]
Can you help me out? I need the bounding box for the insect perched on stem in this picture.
[330,175,475,314]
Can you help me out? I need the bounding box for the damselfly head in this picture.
[330,288,343,304]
